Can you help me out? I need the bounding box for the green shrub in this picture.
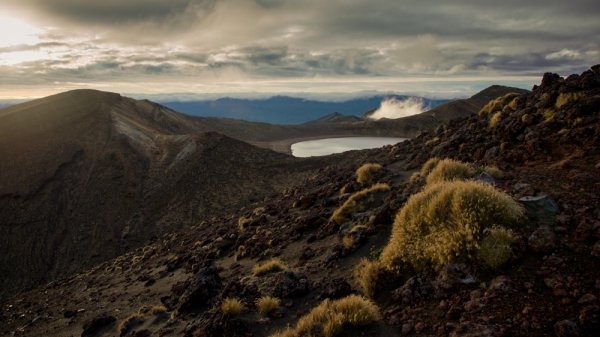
[330,183,390,225]
[257,296,281,315]
[270,295,380,337]
[479,227,515,268]
[356,163,382,185]
[221,297,244,316]
[379,180,524,270]
[253,258,288,276]
[353,258,382,298]
[425,158,475,185]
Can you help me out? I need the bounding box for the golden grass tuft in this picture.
[425,158,475,186]
[221,297,244,316]
[483,165,504,179]
[489,111,502,128]
[238,216,251,232]
[257,296,281,315]
[379,180,524,270]
[270,295,380,337]
[118,314,145,336]
[555,92,585,109]
[356,163,383,185]
[342,235,356,252]
[353,258,382,298]
[479,227,515,268]
[252,258,288,276]
[330,183,390,225]
[420,157,441,176]
[478,93,520,118]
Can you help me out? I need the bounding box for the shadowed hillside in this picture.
[0,90,320,299]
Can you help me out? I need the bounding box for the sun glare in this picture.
[0,14,42,48]
[0,14,46,65]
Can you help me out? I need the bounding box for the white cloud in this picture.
[546,49,581,60]
[368,97,425,120]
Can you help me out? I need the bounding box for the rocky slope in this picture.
[1,66,598,337]
[422,85,529,123]
[0,90,325,299]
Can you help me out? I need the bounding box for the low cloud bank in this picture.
[368,97,424,120]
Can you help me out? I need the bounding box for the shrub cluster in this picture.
[379,179,524,270]
[270,295,380,337]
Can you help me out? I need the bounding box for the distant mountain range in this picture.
[160,95,449,125]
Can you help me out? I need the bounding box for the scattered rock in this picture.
[81,314,116,337]
[578,293,598,305]
[528,226,557,253]
[554,319,581,337]
[477,172,496,185]
[449,322,496,337]
[488,275,513,295]
[591,241,600,257]
[401,322,414,335]
[63,310,77,318]
[578,305,600,331]
[319,278,352,299]
[178,266,222,312]
[519,194,560,226]
[435,264,477,291]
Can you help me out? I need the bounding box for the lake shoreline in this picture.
[291,136,408,157]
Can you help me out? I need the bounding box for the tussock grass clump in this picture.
[238,216,251,232]
[356,163,383,185]
[330,183,390,225]
[221,297,244,316]
[118,314,145,336]
[257,296,281,315]
[253,258,288,276]
[379,180,524,270]
[555,91,584,109]
[479,227,515,268]
[421,157,441,176]
[479,93,520,118]
[489,111,502,128]
[270,295,380,337]
[483,165,504,179]
[425,159,475,185]
[411,157,441,182]
[353,258,382,298]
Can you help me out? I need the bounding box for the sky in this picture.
[0,0,598,100]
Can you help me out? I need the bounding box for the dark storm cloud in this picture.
[6,0,217,25]
[0,0,598,97]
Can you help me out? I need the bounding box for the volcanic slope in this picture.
[0,90,323,299]
[2,66,598,337]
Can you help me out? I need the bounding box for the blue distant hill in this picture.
[160,95,449,125]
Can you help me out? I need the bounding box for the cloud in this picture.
[368,97,425,120]
[0,0,598,98]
